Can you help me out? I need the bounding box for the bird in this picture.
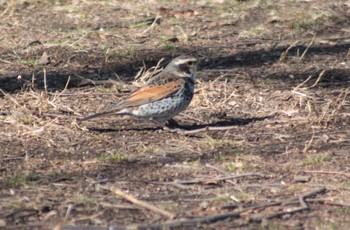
[78,55,198,128]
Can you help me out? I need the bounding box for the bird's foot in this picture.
[162,119,186,134]
[151,119,186,134]
[165,119,182,128]
[162,126,186,134]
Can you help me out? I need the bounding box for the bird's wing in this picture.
[117,78,183,108]
[77,78,183,122]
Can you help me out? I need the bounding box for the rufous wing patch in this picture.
[121,79,183,107]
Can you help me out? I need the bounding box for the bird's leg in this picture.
[163,119,187,134]
[150,118,185,134]
[165,119,182,128]
[149,118,167,128]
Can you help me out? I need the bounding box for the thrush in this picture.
[78,55,198,126]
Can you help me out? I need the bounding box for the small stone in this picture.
[294,175,310,182]
[0,219,6,227]
[200,201,209,209]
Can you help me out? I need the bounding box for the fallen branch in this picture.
[307,199,350,207]
[62,210,242,229]
[133,210,241,229]
[170,125,238,135]
[94,17,159,30]
[131,188,324,228]
[251,187,326,222]
[62,187,326,230]
[173,173,264,185]
[113,188,175,219]
[304,170,350,177]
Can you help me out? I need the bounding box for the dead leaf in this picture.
[97,31,107,42]
[174,10,197,19]
[37,51,51,65]
[157,7,197,18]
[208,21,219,29]
[266,16,282,24]
[167,37,179,43]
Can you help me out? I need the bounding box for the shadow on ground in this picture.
[86,115,273,133]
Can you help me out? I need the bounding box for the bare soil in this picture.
[1,0,350,229]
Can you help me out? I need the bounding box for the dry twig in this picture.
[310,69,326,88]
[113,188,175,219]
[173,173,264,184]
[62,187,325,230]
[298,34,316,62]
[302,131,315,153]
[43,68,48,97]
[304,170,350,177]
[171,125,238,135]
[251,187,325,221]
[278,40,299,63]
[132,210,241,229]
[138,15,161,36]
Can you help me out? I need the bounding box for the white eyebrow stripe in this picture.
[173,58,197,65]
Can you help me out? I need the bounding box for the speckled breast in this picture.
[136,79,194,121]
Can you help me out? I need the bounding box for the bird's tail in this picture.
[77,107,122,124]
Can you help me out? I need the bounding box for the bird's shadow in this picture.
[88,115,274,133]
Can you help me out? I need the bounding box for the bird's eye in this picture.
[187,61,194,66]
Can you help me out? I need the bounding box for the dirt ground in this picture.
[1,0,350,229]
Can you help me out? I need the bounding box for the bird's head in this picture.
[166,55,198,78]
